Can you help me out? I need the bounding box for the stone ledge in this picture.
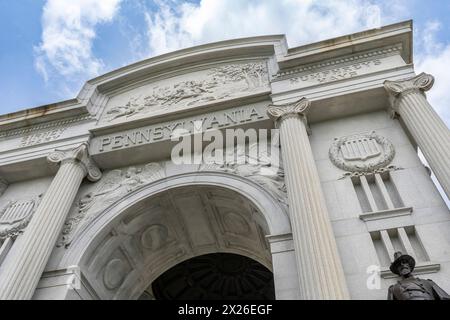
[380,262,441,279]
[359,207,413,222]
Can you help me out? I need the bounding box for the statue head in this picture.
[390,251,416,277]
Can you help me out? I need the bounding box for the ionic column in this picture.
[384,73,450,199]
[268,98,350,300]
[0,143,101,300]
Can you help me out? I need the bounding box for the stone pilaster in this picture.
[268,98,350,300]
[0,143,101,300]
[384,73,450,199]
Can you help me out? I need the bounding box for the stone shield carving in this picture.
[0,198,37,239]
[329,132,395,172]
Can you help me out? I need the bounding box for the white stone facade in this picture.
[0,20,449,300]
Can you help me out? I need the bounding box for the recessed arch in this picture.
[59,172,291,299]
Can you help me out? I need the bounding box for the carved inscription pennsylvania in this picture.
[93,102,268,153]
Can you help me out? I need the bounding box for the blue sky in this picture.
[1,0,450,125]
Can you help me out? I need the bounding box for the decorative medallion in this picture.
[223,212,250,235]
[329,131,395,172]
[0,198,37,239]
[140,224,169,251]
[103,258,128,290]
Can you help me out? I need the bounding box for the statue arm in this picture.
[429,280,450,300]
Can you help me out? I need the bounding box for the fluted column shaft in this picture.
[385,73,450,199]
[0,143,101,300]
[268,98,350,300]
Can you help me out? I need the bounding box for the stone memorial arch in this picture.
[0,20,450,300]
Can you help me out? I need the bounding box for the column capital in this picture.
[384,73,434,117]
[267,97,311,132]
[47,143,102,182]
[384,72,434,97]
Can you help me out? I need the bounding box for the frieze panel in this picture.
[274,45,402,80]
[271,45,406,93]
[289,59,382,85]
[20,128,67,147]
[101,61,269,123]
[0,114,92,140]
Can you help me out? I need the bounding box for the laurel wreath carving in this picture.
[329,131,395,172]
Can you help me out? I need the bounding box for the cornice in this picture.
[0,114,93,139]
[273,44,402,81]
[278,20,412,69]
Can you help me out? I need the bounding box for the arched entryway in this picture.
[144,253,275,300]
[59,173,294,300]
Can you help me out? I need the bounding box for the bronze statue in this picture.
[387,252,450,300]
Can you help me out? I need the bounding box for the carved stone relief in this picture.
[59,142,286,249]
[57,163,165,248]
[102,62,268,122]
[199,144,288,207]
[0,195,41,239]
[329,131,395,173]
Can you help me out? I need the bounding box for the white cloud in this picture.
[416,20,450,127]
[34,0,122,95]
[144,0,396,57]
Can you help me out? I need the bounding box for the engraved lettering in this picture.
[152,127,164,141]
[124,132,137,147]
[289,59,384,85]
[138,129,152,144]
[111,135,123,149]
[20,128,67,147]
[100,137,111,152]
